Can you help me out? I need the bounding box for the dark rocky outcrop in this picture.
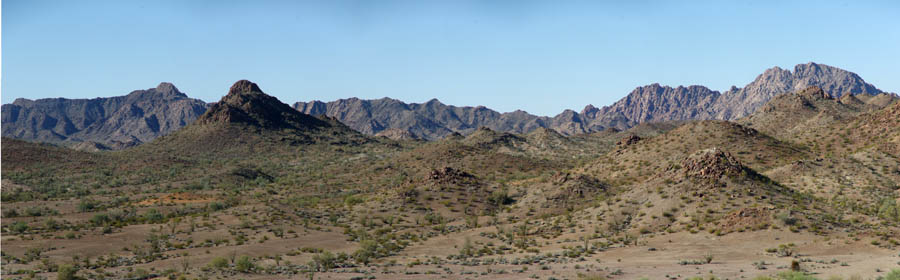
[678,148,747,181]
[197,80,330,131]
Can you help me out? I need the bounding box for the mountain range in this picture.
[2,62,893,146]
[295,62,888,140]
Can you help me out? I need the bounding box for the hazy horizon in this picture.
[3,0,899,116]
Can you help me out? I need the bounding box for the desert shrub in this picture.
[10,221,29,234]
[235,256,254,272]
[143,209,165,223]
[57,264,78,280]
[209,257,228,269]
[776,210,797,226]
[424,212,444,225]
[487,189,513,206]
[878,199,900,222]
[311,251,336,271]
[44,218,61,230]
[353,240,377,265]
[344,195,364,207]
[77,199,97,212]
[459,238,475,257]
[3,208,19,218]
[207,202,227,211]
[884,269,900,280]
[90,214,110,226]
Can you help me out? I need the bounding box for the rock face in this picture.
[295,62,884,139]
[1,83,209,149]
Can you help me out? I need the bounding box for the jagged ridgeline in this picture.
[4,62,892,149]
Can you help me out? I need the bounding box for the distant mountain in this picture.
[294,98,551,140]
[295,62,886,139]
[1,83,209,149]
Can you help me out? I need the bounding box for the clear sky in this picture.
[2,0,898,116]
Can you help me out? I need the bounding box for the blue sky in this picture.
[2,0,898,116]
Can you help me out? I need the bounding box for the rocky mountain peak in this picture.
[227,80,263,97]
[197,80,320,129]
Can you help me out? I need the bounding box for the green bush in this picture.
[10,221,29,234]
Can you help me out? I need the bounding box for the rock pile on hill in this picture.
[679,148,746,180]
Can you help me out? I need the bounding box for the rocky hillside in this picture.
[1,83,209,149]
[295,62,887,139]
